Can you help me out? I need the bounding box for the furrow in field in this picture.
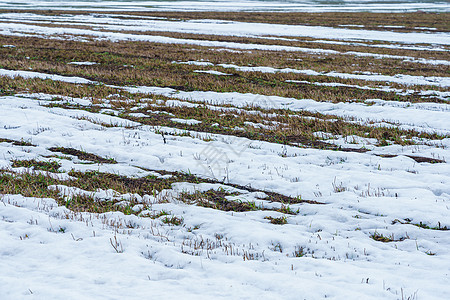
[1,12,449,45]
[1,20,449,67]
[177,61,450,87]
[1,39,447,105]
[1,9,450,300]
[4,15,450,57]
[2,69,449,139]
[1,93,449,200]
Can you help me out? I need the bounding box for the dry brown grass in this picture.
[0,73,446,149]
[48,147,117,164]
[0,137,35,146]
[0,10,446,224]
[0,165,309,214]
[2,19,448,61]
[117,30,450,61]
[0,11,447,153]
[1,36,446,104]
[2,10,448,32]
[179,189,300,214]
[45,90,447,149]
[11,159,61,172]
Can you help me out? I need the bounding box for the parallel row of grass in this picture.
[0,35,447,103]
[1,19,448,62]
[0,161,307,218]
[43,92,447,148]
[1,73,446,149]
[0,166,446,232]
[3,10,448,32]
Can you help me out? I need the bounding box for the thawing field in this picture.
[1,0,449,12]
[0,10,449,300]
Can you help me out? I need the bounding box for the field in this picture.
[0,9,449,299]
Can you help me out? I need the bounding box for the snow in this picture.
[1,15,450,65]
[305,39,449,52]
[1,92,450,299]
[128,112,148,118]
[125,88,450,135]
[170,118,202,125]
[2,69,449,135]
[0,0,448,12]
[67,61,98,66]
[216,64,450,86]
[2,12,448,45]
[194,70,231,76]
[0,68,95,84]
[178,61,214,66]
[1,6,450,300]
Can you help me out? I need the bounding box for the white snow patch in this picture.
[67,61,98,65]
[194,70,231,76]
[170,118,202,125]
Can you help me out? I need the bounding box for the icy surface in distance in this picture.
[0,0,448,12]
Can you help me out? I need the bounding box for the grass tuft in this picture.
[264,216,288,225]
[12,159,61,173]
[161,215,184,226]
[0,138,35,147]
[370,231,406,243]
[48,147,117,164]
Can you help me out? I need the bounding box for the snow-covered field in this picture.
[1,8,449,300]
[0,0,449,12]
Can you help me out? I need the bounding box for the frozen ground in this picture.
[0,0,449,12]
[0,8,449,300]
[2,84,450,300]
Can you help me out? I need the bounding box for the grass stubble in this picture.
[0,11,448,252]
